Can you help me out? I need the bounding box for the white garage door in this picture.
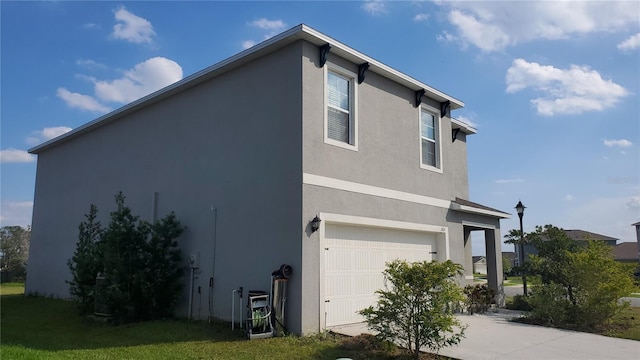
[323,223,437,327]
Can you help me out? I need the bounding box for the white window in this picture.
[420,108,442,172]
[325,67,357,150]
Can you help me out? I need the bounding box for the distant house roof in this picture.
[563,230,617,242]
[472,256,486,263]
[450,197,511,219]
[614,242,639,261]
[502,252,517,262]
[632,222,640,226]
[29,24,464,155]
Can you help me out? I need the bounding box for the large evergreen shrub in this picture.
[68,192,185,322]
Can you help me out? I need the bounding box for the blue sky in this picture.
[1,1,639,254]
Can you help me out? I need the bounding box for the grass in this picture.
[603,307,640,341]
[0,283,452,360]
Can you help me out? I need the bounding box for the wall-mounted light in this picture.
[310,215,322,233]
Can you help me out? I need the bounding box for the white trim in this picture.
[454,204,511,219]
[318,212,449,331]
[324,65,358,151]
[419,105,443,173]
[451,117,477,135]
[303,173,451,209]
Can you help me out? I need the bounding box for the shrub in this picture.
[68,192,185,322]
[506,294,532,311]
[359,260,466,359]
[463,283,495,314]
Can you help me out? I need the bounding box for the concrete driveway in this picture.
[331,310,640,360]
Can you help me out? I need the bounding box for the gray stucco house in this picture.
[26,24,509,334]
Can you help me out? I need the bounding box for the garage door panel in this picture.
[324,224,436,327]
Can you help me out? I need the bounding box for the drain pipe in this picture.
[188,267,195,320]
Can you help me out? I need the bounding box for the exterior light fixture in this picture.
[515,200,527,296]
[310,215,321,233]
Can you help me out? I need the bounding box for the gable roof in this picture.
[632,222,640,226]
[613,242,639,261]
[29,24,464,154]
[563,229,617,242]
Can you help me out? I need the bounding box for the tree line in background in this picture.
[68,192,185,323]
[506,224,636,330]
[0,225,30,282]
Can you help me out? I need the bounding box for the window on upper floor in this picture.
[325,67,358,150]
[420,107,442,172]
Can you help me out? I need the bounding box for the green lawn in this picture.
[0,283,448,360]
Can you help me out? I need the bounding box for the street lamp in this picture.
[515,201,527,296]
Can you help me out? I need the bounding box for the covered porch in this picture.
[449,198,511,306]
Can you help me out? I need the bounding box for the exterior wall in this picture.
[298,41,484,333]
[27,42,304,331]
[300,42,469,202]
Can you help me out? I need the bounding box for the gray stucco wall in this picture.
[298,41,489,333]
[27,41,304,331]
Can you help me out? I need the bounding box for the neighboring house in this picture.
[472,256,487,275]
[613,242,640,263]
[516,229,618,262]
[25,24,510,335]
[502,251,517,272]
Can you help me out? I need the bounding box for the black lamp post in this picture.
[515,200,527,296]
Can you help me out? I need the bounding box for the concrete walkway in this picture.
[331,310,640,360]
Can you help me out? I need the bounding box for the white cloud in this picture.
[0,149,36,163]
[603,139,633,148]
[82,23,101,30]
[111,6,156,44]
[57,88,111,113]
[76,59,107,71]
[506,58,628,116]
[414,13,429,22]
[362,0,388,15]
[447,10,510,52]
[242,40,256,50]
[94,57,183,104]
[26,127,73,146]
[626,196,640,210]
[565,194,574,201]
[249,18,286,30]
[438,1,640,52]
[495,178,524,184]
[59,57,183,112]
[0,201,34,227]
[618,33,640,52]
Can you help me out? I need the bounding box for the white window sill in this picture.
[420,163,443,174]
[324,138,358,152]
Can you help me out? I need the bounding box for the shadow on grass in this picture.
[1,294,246,352]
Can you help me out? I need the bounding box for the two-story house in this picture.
[26,24,509,335]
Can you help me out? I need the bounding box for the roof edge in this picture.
[30,23,464,154]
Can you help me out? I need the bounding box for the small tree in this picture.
[67,204,102,314]
[0,226,30,281]
[359,260,466,359]
[525,225,635,329]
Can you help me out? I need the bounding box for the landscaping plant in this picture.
[67,192,184,322]
[359,259,466,359]
[524,225,635,329]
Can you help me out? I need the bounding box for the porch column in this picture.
[463,227,473,283]
[484,229,504,306]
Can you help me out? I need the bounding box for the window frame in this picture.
[419,105,443,173]
[324,65,358,151]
